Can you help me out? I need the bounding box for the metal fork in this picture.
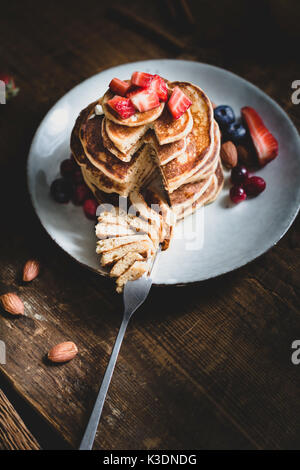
[79,245,162,450]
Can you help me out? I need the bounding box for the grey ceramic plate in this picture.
[27,59,300,285]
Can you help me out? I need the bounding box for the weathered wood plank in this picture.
[0,389,40,450]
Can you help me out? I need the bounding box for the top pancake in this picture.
[153,107,193,145]
[101,92,165,127]
[105,118,148,156]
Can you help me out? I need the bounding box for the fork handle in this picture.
[79,313,130,450]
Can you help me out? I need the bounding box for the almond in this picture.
[48,341,78,363]
[220,141,238,168]
[23,259,40,282]
[0,293,24,315]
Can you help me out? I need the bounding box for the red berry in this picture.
[231,165,249,185]
[241,106,278,167]
[131,71,154,88]
[83,199,98,220]
[129,88,160,113]
[230,186,247,204]
[243,176,266,197]
[109,78,130,96]
[72,184,90,206]
[149,75,168,102]
[107,95,136,119]
[0,73,19,100]
[60,159,77,178]
[167,86,192,120]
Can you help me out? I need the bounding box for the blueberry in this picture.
[50,178,72,203]
[226,122,247,143]
[214,105,235,129]
[60,158,76,179]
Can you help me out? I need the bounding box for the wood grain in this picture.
[0,389,40,450]
[0,0,299,450]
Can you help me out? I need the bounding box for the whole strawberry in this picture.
[0,73,19,101]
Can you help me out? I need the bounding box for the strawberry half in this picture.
[241,106,278,167]
[131,71,154,88]
[167,86,192,120]
[129,88,160,113]
[149,75,168,102]
[107,95,136,119]
[109,78,130,97]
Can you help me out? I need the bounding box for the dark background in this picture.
[0,0,299,450]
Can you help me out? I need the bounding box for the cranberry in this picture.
[243,176,266,197]
[230,185,247,204]
[50,178,72,203]
[83,199,98,220]
[60,159,77,179]
[231,165,249,185]
[72,184,90,206]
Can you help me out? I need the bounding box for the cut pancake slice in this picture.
[95,223,136,239]
[129,190,162,230]
[116,260,148,293]
[144,131,187,166]
[110,252,144,278]
[105,118,148,155]
[96,234,152,253]
[97,209,160,245]
[153,107,193,145]
[101,92,165,127]
[100,240,152,267]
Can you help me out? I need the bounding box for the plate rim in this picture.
[27,58,300,286]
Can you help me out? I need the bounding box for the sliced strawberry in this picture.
[167,86,192,120]
[129,88,160,113]
[126,86,143,98]
[131,71,154,88]
[107,95,136,119]
[241,106,278,167]
[149,75,168,102]
[109,78,130,96]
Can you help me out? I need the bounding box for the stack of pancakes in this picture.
[70,79,224,290]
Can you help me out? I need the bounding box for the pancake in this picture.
[183,121,220,184]
[95,223,136,239]
[100,240,152,267]
[157,84,215,193]
[153,107,193,145]
[116,260,148,293]
[96,234,152,253]
[110,252,144,278]
[174,161,224,220]
[144,131,187,166]
[72,103,155,196]
[105,118,148,155]
[169,173,214,211]
[101,92,165,127]
[72,77,224,292]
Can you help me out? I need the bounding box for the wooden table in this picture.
[0,0,299,450]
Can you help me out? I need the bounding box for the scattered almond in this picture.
[211,101,217,109]
[48,341,78,363]
[0,293,24,315]
[237,145,256,167]
[220,141,238,168]
[23,259,40,282]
